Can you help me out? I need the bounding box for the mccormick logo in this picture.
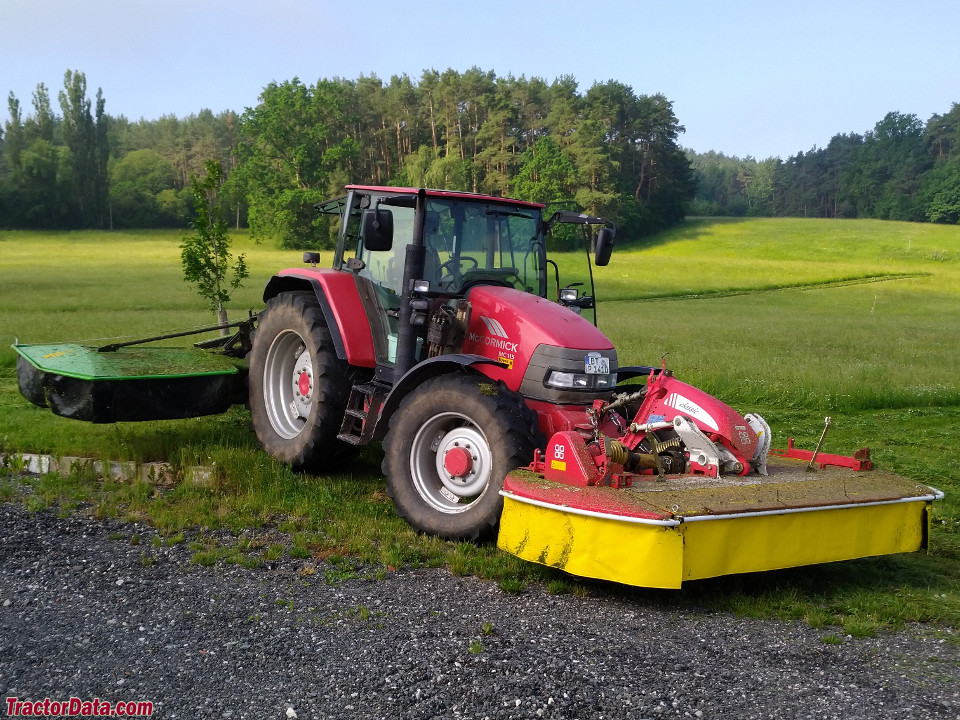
[469,316,519,353]
[480,316,509,338]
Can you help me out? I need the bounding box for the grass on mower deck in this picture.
[14,343,240,380]
[1,219,959,635]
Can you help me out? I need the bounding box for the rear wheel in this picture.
[249,291,360,471]
[382,374,540,540]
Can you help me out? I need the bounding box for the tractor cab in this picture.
[317,186,615,371]
[317,186,552,368]
[321,186,549,297]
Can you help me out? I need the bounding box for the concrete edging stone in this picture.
[0,452,214,486]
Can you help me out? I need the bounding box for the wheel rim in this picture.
[262,329,313,439]
[409,412,493,514]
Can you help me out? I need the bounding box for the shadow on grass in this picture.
[615,216,736,251]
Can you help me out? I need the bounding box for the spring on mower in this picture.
[605,439,630,465]
[652,436,682,454]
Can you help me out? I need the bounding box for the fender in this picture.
[372,354,501,441]
[263,269,376,367]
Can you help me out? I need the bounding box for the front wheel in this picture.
[382,374,540,540]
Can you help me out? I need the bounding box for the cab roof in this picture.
[345,185,545,209]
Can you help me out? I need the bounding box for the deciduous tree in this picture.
[181,160,248,329]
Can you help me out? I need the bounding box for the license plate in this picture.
[584,352,609,374]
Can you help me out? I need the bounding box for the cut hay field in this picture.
[593,217,960,412]
[1,218,959,631]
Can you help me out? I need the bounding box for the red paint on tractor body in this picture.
[462,285,614,393]
[275,268,376,367]
[525,398,624,440]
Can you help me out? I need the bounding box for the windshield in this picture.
[423,198,544,294]
[358,195,546,297]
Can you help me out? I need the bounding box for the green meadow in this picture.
[1,218,959,632]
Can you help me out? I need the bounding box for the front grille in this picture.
[519,345,618,404]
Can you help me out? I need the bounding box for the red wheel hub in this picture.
[297,371,311,398]
[443,446,473,477]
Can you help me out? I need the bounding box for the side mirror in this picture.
[595,227,615,266]
[362,208,394,251]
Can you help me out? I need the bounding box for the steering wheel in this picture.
[438,256,479,275]
[437,256,479,287]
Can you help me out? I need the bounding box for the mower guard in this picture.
[498,456,942,589]
[14,343,243,423]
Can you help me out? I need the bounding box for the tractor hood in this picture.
[461,286,616,400]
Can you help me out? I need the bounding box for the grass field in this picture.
[1,218,959,634]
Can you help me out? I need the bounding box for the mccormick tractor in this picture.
[15,186,943,588]
[250,185,620,541]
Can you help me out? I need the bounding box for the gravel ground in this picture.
[1,502,958,720]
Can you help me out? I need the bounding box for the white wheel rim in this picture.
[409,412,493,514]
[263,329,312,439]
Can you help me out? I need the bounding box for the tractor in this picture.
[248,185,619,540]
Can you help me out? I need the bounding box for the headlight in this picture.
[544,370,617,390]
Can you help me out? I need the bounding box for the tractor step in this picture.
[337,382,386,445]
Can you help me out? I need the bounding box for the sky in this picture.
[3,0,960,160]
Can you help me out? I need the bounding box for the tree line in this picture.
[3,69,959,247]
[0,69,694,248]
[690,106,960,223]
[2,73,240,231]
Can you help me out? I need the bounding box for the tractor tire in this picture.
[249,290,360,472]
[382,373,541,541]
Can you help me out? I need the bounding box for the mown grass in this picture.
[586,217,958,300]
[1,218,959,633]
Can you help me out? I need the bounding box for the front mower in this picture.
[497,366,942,588]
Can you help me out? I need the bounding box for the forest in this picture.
[2,68,959,246]
[691,105,960,222]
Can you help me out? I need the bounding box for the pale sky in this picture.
[3,0,959,160]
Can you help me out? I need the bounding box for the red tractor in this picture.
[247,185,619,540]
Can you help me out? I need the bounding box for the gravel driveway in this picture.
[1,502,958,720]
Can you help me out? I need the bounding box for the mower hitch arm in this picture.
[97,316,256,353]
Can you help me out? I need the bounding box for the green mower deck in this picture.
[14,343,244,423]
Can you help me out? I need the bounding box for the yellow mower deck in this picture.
[497,457,942,589]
